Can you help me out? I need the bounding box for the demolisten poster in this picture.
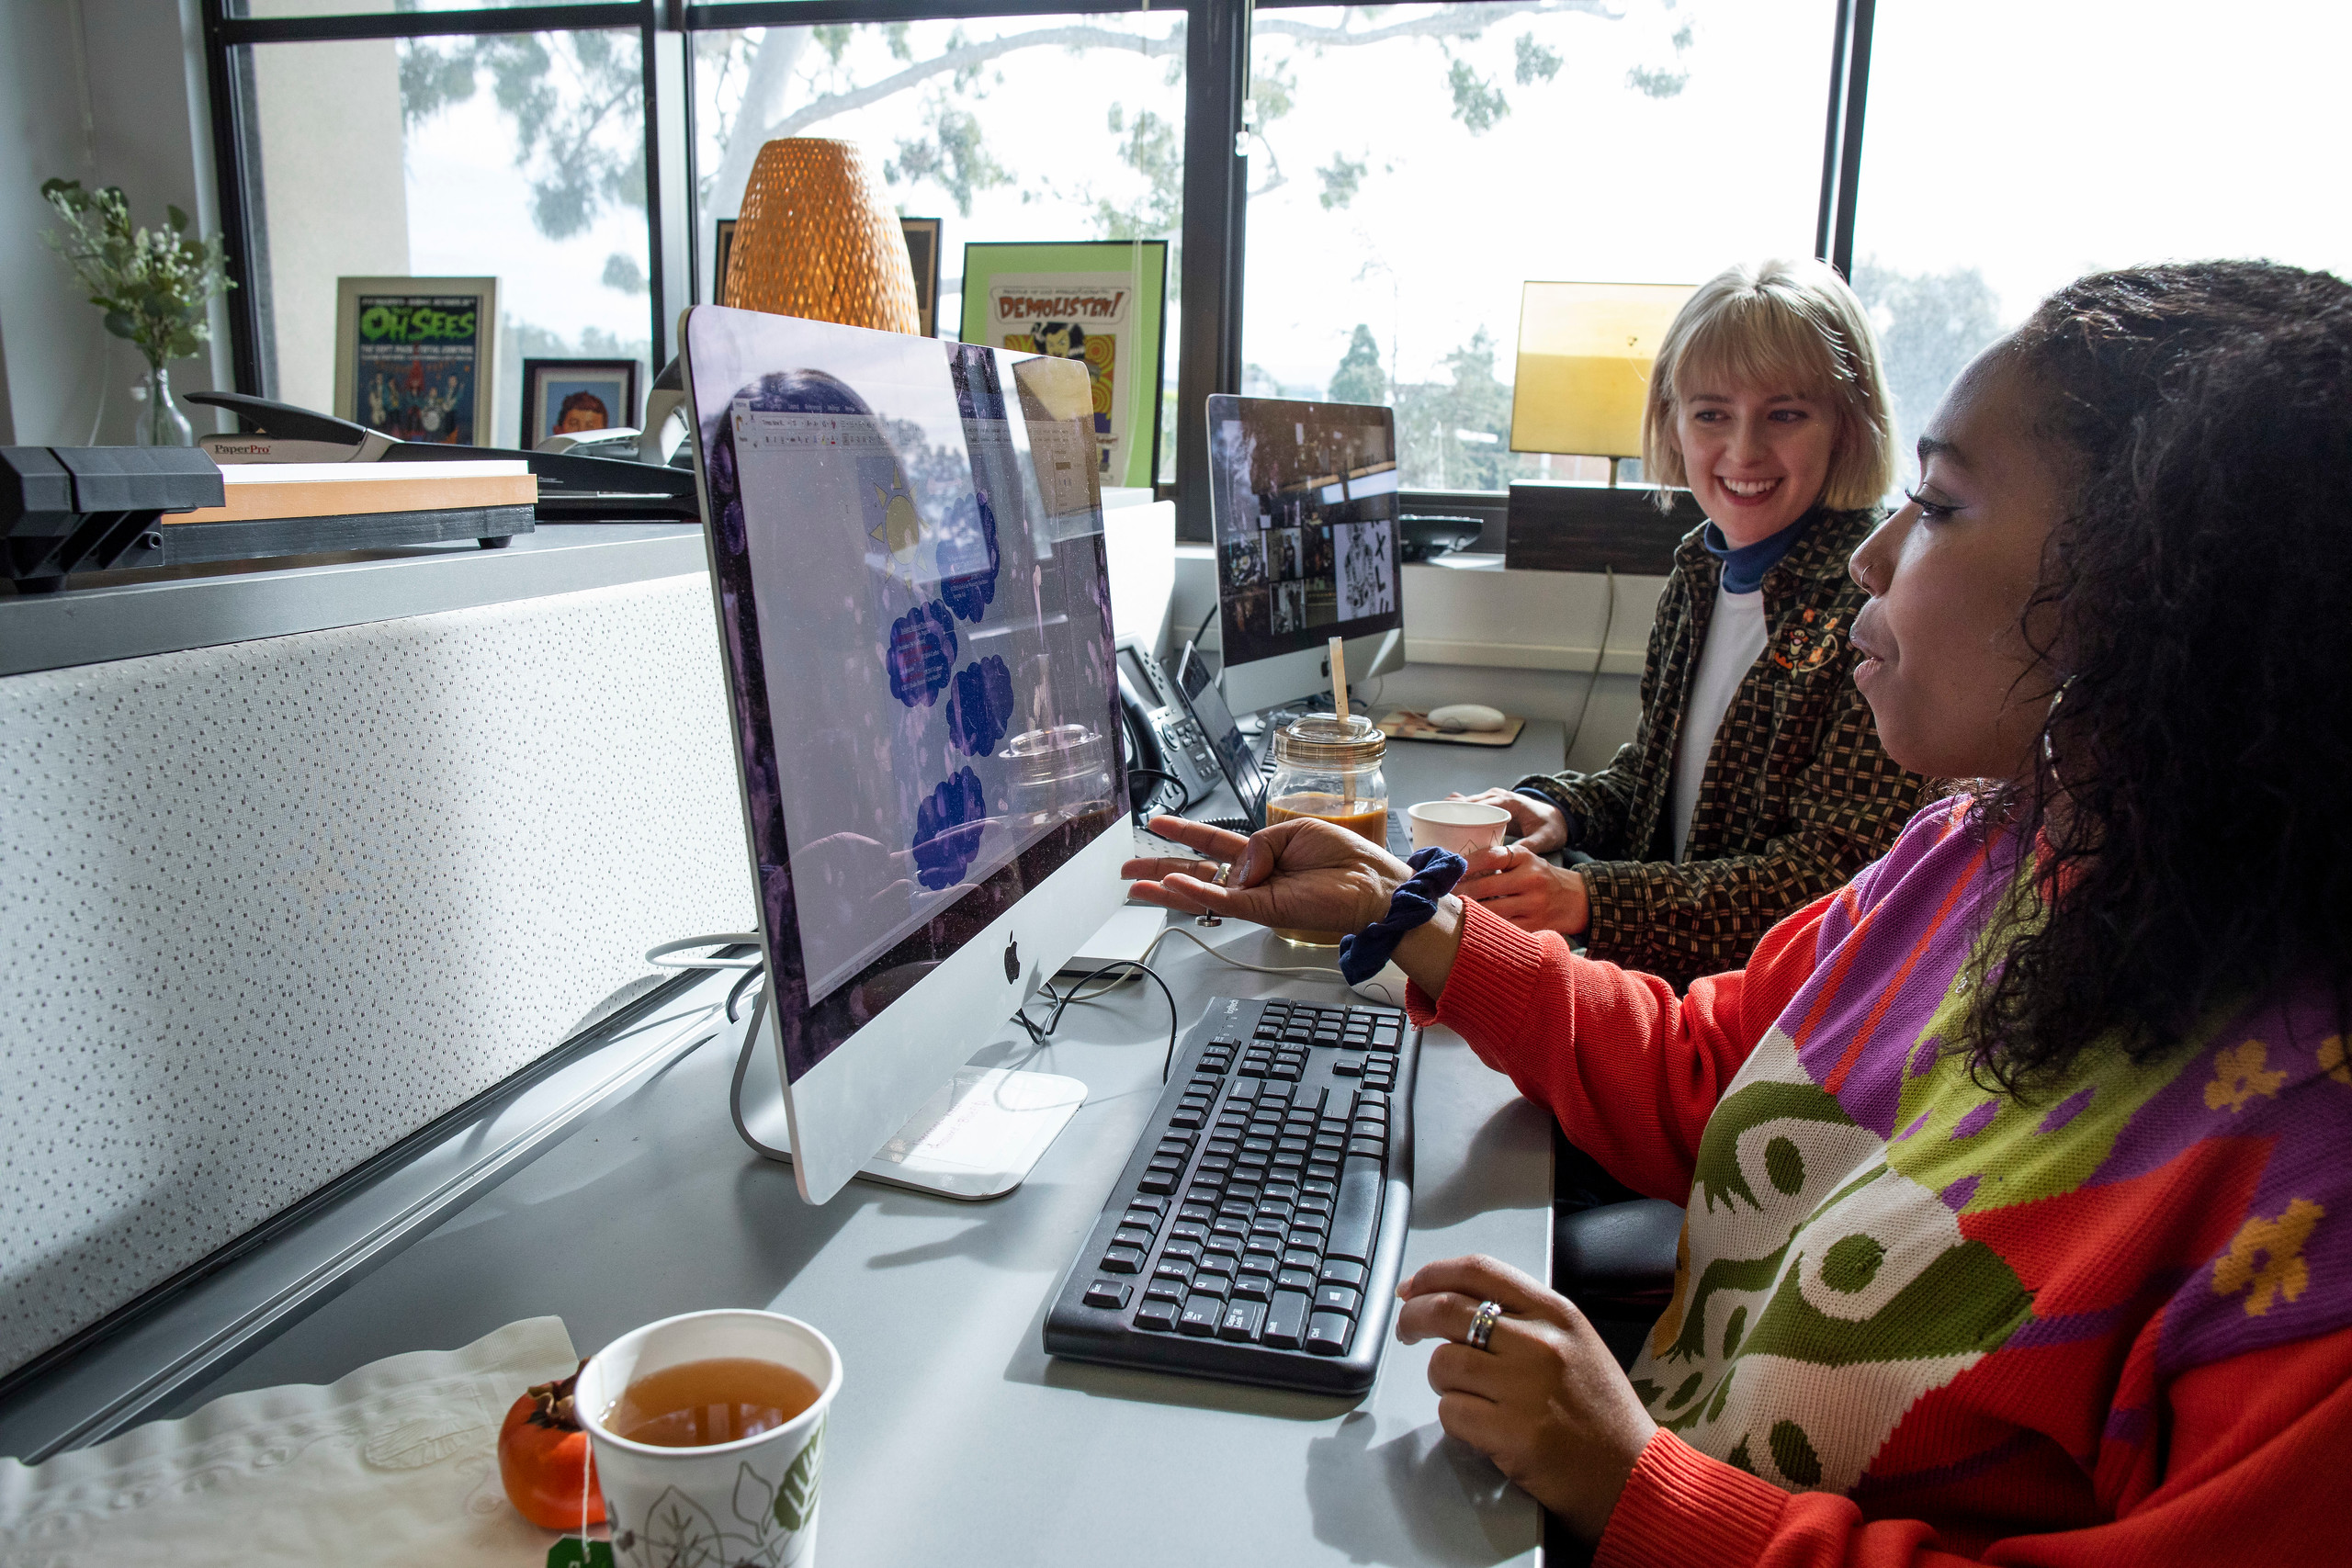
[959,242,1167,491]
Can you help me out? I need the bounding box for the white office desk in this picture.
[46,723,1570,1567]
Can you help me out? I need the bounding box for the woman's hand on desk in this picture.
[1396,1254,1657,1544]
[1458,843,1591,936]
[1120,815,1467,997]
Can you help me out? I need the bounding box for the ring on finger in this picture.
[1465,1298,1503,1352]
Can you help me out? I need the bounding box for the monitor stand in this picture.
[732,1024,1085,1201]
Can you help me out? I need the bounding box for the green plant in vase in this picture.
[40,178,234,446]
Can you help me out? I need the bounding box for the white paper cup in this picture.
[1407,799,1512,857]
[577,1310,842,1568]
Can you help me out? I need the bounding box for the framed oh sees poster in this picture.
[959,241,1167,489]
[334,276,497,446]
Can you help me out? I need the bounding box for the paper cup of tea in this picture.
[1407,799,1512,856]
[576,1309,842,1568]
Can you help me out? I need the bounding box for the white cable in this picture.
[646,933,765,970]
[1143,921,1345,979]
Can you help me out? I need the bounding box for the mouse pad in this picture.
[1377,710,1527,746]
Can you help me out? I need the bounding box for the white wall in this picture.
[0,0,232,446]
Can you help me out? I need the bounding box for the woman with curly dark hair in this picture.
[1125,259,2352,1563]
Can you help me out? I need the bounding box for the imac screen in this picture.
[689,312,1123,1083]
[1208,396,1404,671]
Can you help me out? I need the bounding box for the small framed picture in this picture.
[712,218,738,307]
[520,357,640,447]
[335,276,498,446]
[899,217,942,337]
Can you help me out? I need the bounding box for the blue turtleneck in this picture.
[1702,505,1818,593]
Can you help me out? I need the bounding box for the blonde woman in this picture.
[1454,257,1923,991]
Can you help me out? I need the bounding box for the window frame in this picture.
[197,0,1873,536]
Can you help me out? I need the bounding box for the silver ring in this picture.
[1465,1299,1502,1352]
[1211,862,1233,886]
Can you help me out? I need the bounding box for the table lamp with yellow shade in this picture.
[723,138,920,335]
[1508,280,1695,479]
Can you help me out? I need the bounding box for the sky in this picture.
[369,2,2352,438]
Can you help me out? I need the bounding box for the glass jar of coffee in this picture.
[1264,713,1389,945]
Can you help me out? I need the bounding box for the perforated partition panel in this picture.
[0,573,754,1377]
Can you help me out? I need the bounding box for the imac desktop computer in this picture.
[682,307,1132,1204]
[1204,394,1407,716]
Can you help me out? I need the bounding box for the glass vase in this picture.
[131,364,195,447]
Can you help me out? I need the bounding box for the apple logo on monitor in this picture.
[1004,938,1021,984]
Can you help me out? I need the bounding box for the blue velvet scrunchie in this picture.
[1338,847,1467,985]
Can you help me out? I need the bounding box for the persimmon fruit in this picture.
[498,1362,606,1530]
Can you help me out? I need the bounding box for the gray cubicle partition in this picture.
[0,528,753,1380]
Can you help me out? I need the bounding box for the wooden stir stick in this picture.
[1329,635,1353,814]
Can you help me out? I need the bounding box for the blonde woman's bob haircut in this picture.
[1642,257,1895,513]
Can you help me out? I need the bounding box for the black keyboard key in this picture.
[1137,1172,1176,1195]
[1262,1291,1313,1348]
[1170,1110,1204,1130]
[1334,1057,1363,1077]
[1318,1258,1367,1288]
[1302,1176,1337,1198]
[1102,1247,1145,1273]
[1305,1311,1354,1356]
[1135,1297,1180,1331]
[1170,1221,1210,1245]
[1113,1225,1156,1250]
[1282,1247,1319,1270]
[1315,1284,1363,1316]
[1348,1137,1385,1159]
[1326,1156,1383,1264]
[1130,1193,1170,1215]
[1204,1236,1243,1260]
[1179,1295,1222,1335]
[1162,1239,1203,1263]
[1277,1267,1317,1292]
[1233,1271,1274,1302]
[1296,1193,1332,1217]
[1219,1299,1267,1341]
[1085,1280,1133,1309]
[1288,1226,1326,1251]
[1242,1250,1282,1279]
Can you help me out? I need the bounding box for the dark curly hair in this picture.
[1967,260,2352,1091]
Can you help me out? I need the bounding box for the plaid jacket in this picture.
[1512,505,1923,990]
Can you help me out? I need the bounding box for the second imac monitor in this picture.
[1206,394,1407,715]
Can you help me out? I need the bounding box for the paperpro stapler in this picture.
[184,374,699,525]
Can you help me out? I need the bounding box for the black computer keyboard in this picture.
[1044,996,1419,1394]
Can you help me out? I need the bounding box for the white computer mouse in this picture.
[1349,959,1412,1006]
[1426,702,1507,733]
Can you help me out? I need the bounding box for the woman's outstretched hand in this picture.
[1396,1254,1657,1543]
[1121,815,1411,936]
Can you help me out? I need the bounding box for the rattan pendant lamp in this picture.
[723,139,921,334]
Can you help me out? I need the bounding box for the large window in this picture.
[1849,0,2352,485]
[693,16,1186,477]
[238,25,651,445]
[214,1,2352,506]
[1242,1,1836,490]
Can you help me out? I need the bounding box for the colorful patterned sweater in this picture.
[1409,795,2352,1565]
